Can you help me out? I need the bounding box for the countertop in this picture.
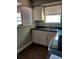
[32,28,57,32]
[31,27,62,36]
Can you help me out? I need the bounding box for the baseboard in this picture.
[17,42,32,54]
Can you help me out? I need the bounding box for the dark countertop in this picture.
[31,25,62,36]
[32,28,62,35]
[36,26,62,29]
[31,28,57,32]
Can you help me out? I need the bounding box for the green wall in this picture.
[17,26,32,49]
[17,0,33,50]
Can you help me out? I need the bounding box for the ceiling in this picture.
[30,0,61,6]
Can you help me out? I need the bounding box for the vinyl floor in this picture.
[17,43,48,59]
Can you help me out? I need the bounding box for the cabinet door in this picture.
[32,6,42,21]
[47,32,56,46]
[38,31,48,46]
[32,30,39,44]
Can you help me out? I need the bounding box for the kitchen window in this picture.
[17,12,22,25]
[17,6,22,26]
[44,5,62,23]
[45,14,61,23]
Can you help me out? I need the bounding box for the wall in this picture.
[17,0,34,53]
[37,21,62,27]
[18,0,31,7]
[17,26,32,49]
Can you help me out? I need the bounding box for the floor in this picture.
[17,43,48,59]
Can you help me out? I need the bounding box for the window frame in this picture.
[43,4,62,24]
[17,6,23,26]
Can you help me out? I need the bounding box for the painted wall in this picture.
[17,0,34,52]
[18,0,31,7]
[37,21,62,27]
[17,26,32,49]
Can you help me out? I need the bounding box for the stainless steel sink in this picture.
[38,28,51,30]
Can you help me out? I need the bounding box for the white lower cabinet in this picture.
[32,30,39,44]
[32,30,56,46]
[38,31,48,46]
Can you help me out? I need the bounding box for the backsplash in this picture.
[35,21,62,27]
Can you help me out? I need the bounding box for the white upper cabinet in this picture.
[32,6,42,21]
